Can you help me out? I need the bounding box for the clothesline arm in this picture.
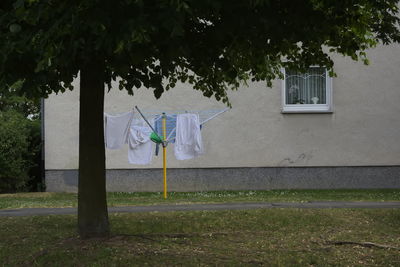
[200,108,230,125]
[134,106,162,140]
[167,128,176,142]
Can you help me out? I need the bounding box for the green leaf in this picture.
[9,24,22,33]
[13,0,24,9]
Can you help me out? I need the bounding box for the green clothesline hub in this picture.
[150,132,163,144]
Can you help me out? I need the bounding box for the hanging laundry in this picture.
[155,114,177,142]
[104,111,133,149]
[174,113,204,160]
[128,118,154,165]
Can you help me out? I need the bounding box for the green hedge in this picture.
[0,110,40,193]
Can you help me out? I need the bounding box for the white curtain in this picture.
[286,67,326,104]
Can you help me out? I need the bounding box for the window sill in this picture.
[281,105,333,114]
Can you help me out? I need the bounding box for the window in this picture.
[281,67,332,113]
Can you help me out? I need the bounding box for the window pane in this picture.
[285,67,326,104]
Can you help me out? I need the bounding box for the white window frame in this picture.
[281,67,333,113]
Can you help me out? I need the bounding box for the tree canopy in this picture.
[1,0,399,104]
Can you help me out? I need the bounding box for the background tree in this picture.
[0,80,40,116]
[1,0,399,238]
[0,81,41,193]
[0,109,31,192]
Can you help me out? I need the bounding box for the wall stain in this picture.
[278,151,313,166]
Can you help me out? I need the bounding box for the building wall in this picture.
[44,45,400,191]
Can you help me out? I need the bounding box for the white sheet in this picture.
[174,113,204,160]
[128,118,154,165]
[104,111,133,150]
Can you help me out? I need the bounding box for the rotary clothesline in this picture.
[134,106,229,198]
[104,106,229,199]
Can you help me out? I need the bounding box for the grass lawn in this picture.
[1,208,399,266]
[1,189,400,210]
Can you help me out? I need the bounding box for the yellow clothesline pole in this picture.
[162,113,167,199]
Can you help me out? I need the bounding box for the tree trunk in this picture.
[78,62,109,238]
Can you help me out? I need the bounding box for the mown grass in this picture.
[1,189,400,210]
[1,209,399,266]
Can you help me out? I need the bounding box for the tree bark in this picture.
[78,62,109,238]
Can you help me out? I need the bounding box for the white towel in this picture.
[174,113,204,160]
[128,118,154,165]
[104,111,133,149]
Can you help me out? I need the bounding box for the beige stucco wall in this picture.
[45,44,400,170]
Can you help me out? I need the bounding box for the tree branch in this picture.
[326,241,400,250]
